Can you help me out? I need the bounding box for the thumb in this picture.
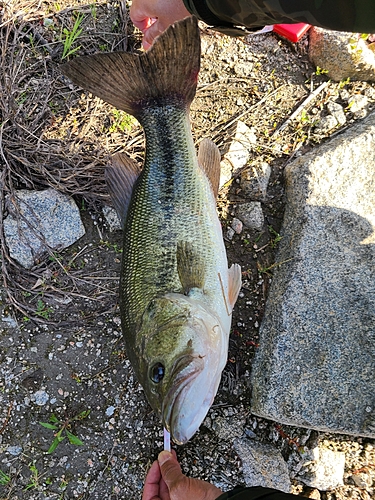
[158,451,184,486]
[142,20,166,49]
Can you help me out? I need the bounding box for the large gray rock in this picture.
[250,111,375,437]
[4,189,85,268]
[233,439,291,493]
[309,28,375,82]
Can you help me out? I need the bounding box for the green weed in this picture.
[39,410,90,453]
[100,240,123,253]
[109,109,137,133]
[299,109,310,125]
[35,299,53,319]
[257,258,293,276]
[0,469,11,485]
[268,225,282,248]
[61,13,85,60]
[90,2,97,20]
[315,66,328,76]
[339,77,351,89]
[24,463,41,491]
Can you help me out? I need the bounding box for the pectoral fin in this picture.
[197,138,221,198]
[105,153,141,227]
[228,263,242,310]
[176,241,205,294]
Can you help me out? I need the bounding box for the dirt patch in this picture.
[0,1,374,499]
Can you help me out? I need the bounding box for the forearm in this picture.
[182,0,375,33]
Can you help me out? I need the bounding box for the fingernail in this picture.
[158,451,172,466]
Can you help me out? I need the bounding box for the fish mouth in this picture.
[162,354,212,444]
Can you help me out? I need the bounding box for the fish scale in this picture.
[121,106,226,338]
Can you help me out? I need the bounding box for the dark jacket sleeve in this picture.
[182,0,375,35]
[216,486,300,499]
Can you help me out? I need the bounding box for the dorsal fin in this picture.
[105,153,141,226]
[61,17,200,118]
[198,138,221,198]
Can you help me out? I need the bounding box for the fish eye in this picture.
[150,363,165,383]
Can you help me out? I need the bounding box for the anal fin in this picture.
[105,153,141,227]
[197,138,221,198]
[228,263,242,310]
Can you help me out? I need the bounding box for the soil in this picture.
[0,1,375,499]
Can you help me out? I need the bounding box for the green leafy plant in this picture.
[100,240,123,253]
[0,469,11,486]
[90,2,97,20]
[39,410,90,453]
[24,463,42,491]
[315,66,328,76]
[109,109,137,133]
[338,76,351,89]
[268,225,282,248]
[61,13,85,60]
[257,258,293,276]
[35,299,53,319]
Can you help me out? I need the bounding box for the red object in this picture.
[273,23,311,42]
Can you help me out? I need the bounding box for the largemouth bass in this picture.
[62,16,241,444]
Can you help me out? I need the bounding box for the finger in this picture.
[158,451,184,486]
[129,0,155,32]
[142,20,166,49]
[158,477,169,500]
[142,460,162,500]
[134,17,153,33]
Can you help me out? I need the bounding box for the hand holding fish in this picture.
[130,0,190,48]
[142,451,223,500]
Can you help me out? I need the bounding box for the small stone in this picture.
[226,227,235,240]
[103,205,122,231]
[340,89,350,101]
[220,121,257,186]
[212,415,245,441]
[236,202,264,231]
[297,447,345,491]
[348,94,368,113]
[353,108,368,120]
[7,445,23,456]
[106,406,115,417]
[33,390,49,406]
[315,114,338,132]
[364,86,375,99]
[350,473,371,489]
[234,439,291,493]
[302,487,321,499]
[231,218,243,234]
[240,162,271,200]
[327,101,346,126]
[233,61,253,77]
[1,315,17,328]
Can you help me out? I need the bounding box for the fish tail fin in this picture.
[61,16,200,117]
